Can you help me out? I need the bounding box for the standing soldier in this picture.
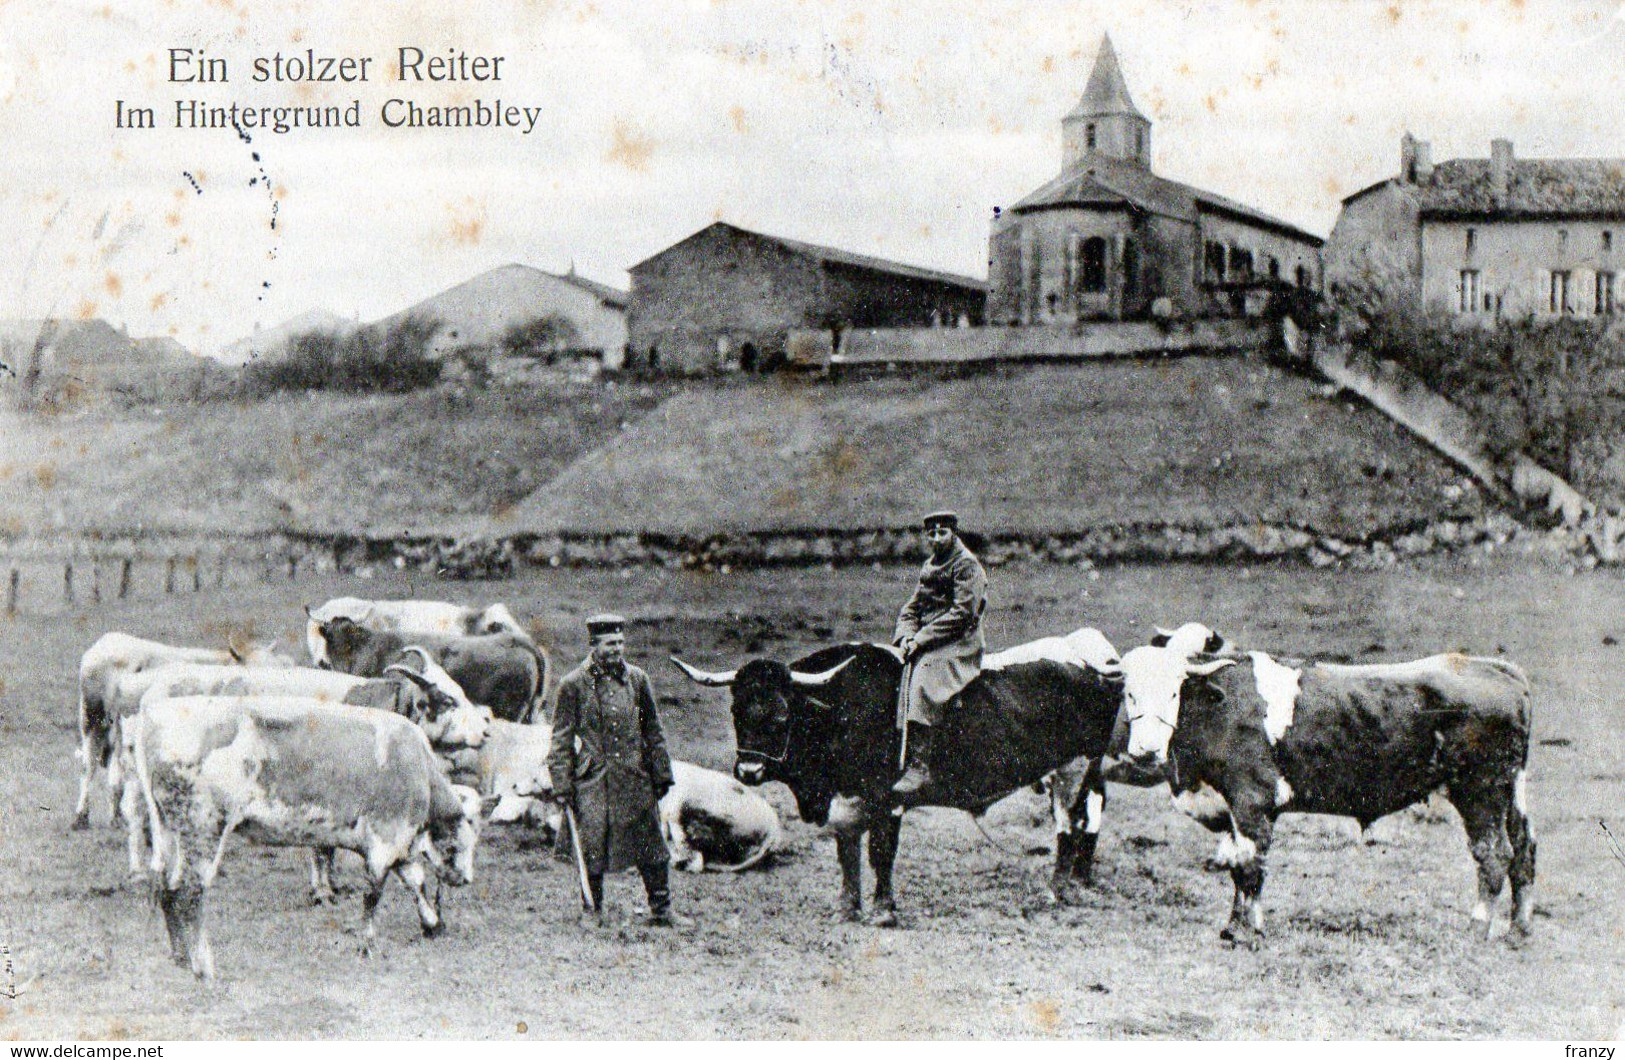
[891,510,988,804]
[548,613,690,927]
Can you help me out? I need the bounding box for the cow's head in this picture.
[387,648,490,748]
[425,784,483,886]
[306,614,378,674]
[1117,643,1235,767]
[225,635,297,668]
[671,654,852,786]
[304,601,374,670]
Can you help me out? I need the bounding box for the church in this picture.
[987,36,1323,325]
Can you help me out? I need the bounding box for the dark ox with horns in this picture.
[672,642,1127,923]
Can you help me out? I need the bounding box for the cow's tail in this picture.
[517,640,552,724]
[711,827,781,874]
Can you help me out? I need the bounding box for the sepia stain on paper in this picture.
[607,119,655,172]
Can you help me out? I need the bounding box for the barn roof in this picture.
[632,222,987,291]
[1342,156,1625,220]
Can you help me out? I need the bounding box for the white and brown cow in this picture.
[119,654,485,893]
[133,695,482,979]
[74,632,296,831]
[303,597,531,669]
[1112,628,1537,944]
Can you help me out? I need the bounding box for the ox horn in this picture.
[1093,658,1124,677]
[398,645,435,672]
[669,657,737,687]
[1189,658,1237,677]
[384,662,431,687]
[788,657,855,688]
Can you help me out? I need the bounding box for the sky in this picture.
[2,0,1624,355]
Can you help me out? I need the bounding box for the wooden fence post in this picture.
[287,554,298,581]
[118,557,132,600]
[216,553,227,589]
[64,560,74,604]
[91,558,101,604]
[192,552,202,593]
[165,556,176,594]
[6,567,18,616]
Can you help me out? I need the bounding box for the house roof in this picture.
[633,222,988,291]
[555,269,628,308]
[1010,154,1324,245]
[1067,34,1145,122]
[1343,157,1625,219]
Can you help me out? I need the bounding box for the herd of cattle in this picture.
[68,596,1538,980]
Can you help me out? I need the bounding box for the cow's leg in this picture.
[834,831,864,922]
[308,848,338,905]
[1447,782,1513,941]
[358,873,390,957]
[157,863,213,979]
[1045,760,1084,904]
[396,860,443,938]
[1506,770,1538,939]
[120,768,150,878]
[71,712,107,831]
[867,812,901,927]
[1072,759,1107,885]
[1217,804,1273,948]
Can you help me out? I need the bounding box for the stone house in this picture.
[987,36,1323,326]
[1326,135,1625,320]
[626,222,986,374]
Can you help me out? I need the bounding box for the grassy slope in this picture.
[0,383,668,538]
[499,356,1486,539]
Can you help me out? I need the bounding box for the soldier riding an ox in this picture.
[673,511,1129,923]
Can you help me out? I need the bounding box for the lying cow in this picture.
[312,615,550,723]
[1113,627,1537,944]
[74,632,295,831]
[304,596,531,669]
[119,654,485,889]
[133,695,483,979]
[449,718,782,872]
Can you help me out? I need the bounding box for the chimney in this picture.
[1400,132,1417,183]
[1414,140,1433,183]
[1491,138,1514,206]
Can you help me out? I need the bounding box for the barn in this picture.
[626,222,987,374]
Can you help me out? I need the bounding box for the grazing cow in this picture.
[121,654,485,894]
[312,616,550,723]
[1113,629,1537,943]
[453,720,783,872]
[133,695,482,979]
[673,642,1126,922]
[74,632,295,831]
[304,597,530,669]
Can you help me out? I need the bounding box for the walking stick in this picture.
[562,802,597,913]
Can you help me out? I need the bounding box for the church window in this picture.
[1065,231,1081,309]
[1204,241,1226,284]
[1081,237,1107,293]
[1122,240,1139,300]
[1086,123,1097,150]
[1550,270,1573,313]
[1135,126,1144,157]
[1459,270,1481,314]
[1557,229,1569,255]
[1605,231,1614,254]
[1465,228,1476,255]
[1597,272,1615,315]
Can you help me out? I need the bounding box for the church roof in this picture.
[1066,34,1145,121]
[1010,154,1323,245]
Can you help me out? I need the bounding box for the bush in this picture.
[241,315,442,396]
[1330,269,1625,491]
[500,315,579,360]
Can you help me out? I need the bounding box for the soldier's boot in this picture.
[577,873,606,928]
[891,722,935,805]
[640,862,692,928]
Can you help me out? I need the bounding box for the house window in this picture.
[1459,270,1481,314]
[1550,270,1573,313]
[1230,248,1254,282]
[1557,229,1569,255]
[1295,264,1310,289]
[1204,241,1226,284]
[1267,256,1281,280]
[1605,231,1614,254]
[1465,228,1476,255]
[1597,272,1616,315]
[1086,123,1097,150]
[1135,127,1144,156]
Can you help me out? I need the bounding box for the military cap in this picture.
[922,510,959,530]
[586,613,626,637]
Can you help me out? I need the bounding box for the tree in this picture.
[501,315,579,360]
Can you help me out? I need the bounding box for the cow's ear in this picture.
[1149,628,1172,648]
[1204,632,1227,654]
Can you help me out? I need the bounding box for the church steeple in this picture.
[1062,34,1152,171]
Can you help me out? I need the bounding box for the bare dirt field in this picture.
[0,556,1621,1039]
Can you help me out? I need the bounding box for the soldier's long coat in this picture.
[547,659,674,873]
[894,536,988,722]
